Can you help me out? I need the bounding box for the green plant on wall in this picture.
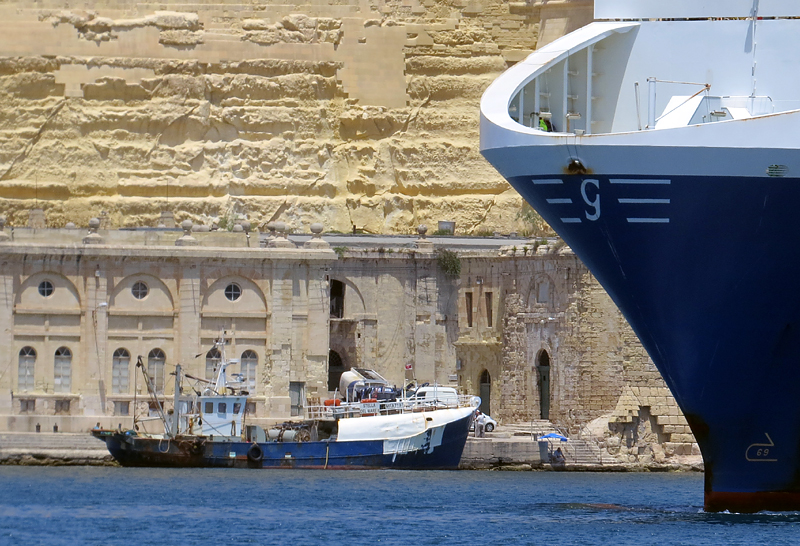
[216,209,239,231]
[437,248,461,278]
[516,202,551,237]
[333,246,348,258]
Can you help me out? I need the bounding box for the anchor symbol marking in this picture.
[745,433,778,462]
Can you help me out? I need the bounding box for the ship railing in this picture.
[305,394,478,420]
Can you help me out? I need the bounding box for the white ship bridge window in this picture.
[111,348,130,394]
[241,350,257,393]
[147,348,166,393]
[224,283,242,302]
[217,402,227,416]
[54,347,72,394]
[131,281,149,300]
[38,280,54,298]
[18,347,36,392]
[206,348,221,380]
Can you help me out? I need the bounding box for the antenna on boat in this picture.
[750,0,760,97]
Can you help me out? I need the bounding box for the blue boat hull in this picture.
[506,171,800,512]
[93,412,473,470]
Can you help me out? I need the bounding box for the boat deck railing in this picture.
[306,394,478,421]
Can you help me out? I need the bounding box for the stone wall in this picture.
[452,241,698,463]
[0,0,592,234]
[328,249,460,389]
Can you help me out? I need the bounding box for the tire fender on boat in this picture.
[247,443,263,462]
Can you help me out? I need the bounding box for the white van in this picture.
[409,386,459,407]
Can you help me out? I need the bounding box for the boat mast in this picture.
[136,355,171,437]
[171,364,182,438]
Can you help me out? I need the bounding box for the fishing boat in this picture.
[92,335,478,470]
[480,0,800,512]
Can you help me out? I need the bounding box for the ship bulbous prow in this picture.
[481,0,800,512]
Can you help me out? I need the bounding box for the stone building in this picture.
[453,242,698,460]
[0,223,334,432]
[0,219,696,461]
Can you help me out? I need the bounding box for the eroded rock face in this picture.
[0,0,592,233]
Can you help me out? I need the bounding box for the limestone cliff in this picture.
[0,0,592,234]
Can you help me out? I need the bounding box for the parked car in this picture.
[470,413,498,433]
[408,386,460,407]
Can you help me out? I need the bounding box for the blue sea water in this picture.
[0,467,798,545]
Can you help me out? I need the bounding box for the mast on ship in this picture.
[135,355,180,438]
[171,365,182,438]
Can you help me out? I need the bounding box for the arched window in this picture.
[537,280,550,303]
[241,350,257,393]
[112,348,130,394]
[18,347,36,392]
[479,369,491,416]
[537,350,551,420]
[54,347,72,394]
[206,348,221,381]
[328,350,345,391]
[147,349,166,394]
[330,280,344,319]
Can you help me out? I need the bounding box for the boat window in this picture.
[218,402,227,414]
[204,402,213,414]
[233,402,242,415]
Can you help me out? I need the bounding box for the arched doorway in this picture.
[537,350,551,420]
[328,350,345,391]
[479,369,491,415]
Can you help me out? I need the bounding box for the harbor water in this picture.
[1,467,799,545]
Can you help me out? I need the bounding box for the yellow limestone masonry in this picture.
[0,0,591,234]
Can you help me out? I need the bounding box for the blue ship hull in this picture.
[503,170,800,511]
[93,412,473,471]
